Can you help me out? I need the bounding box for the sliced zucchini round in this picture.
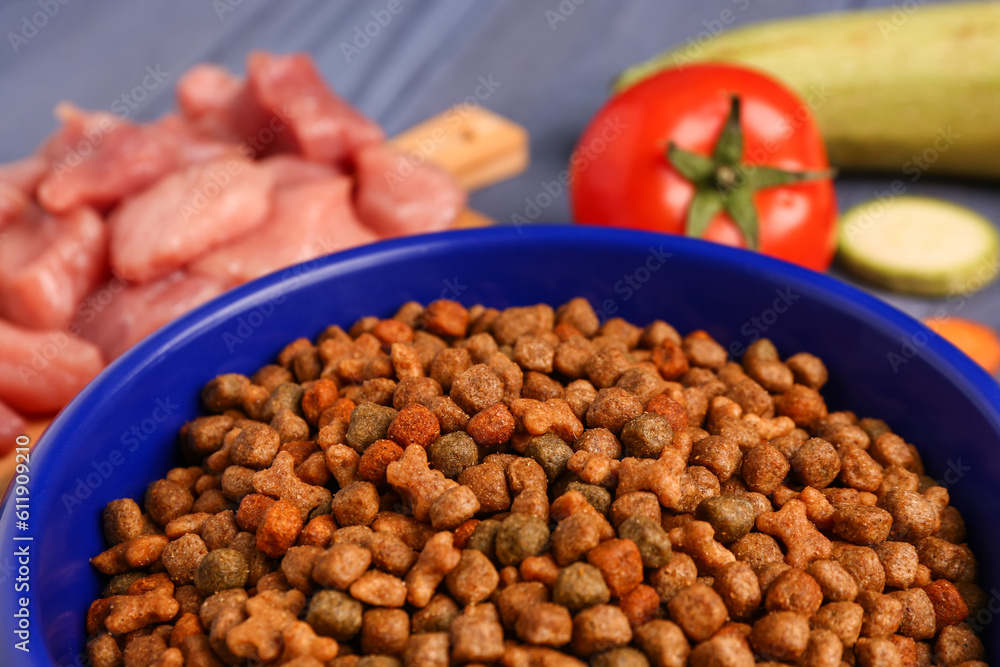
[838,196,1000,297]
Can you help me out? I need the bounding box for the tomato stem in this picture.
[665,96,835,250]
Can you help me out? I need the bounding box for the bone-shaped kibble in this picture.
[757,499,832,568]
[323,443,359,488]
[225,591,305,663]
[91,535,171,575]
[386,445,457,522]
[405,531,461,608]
[798,486,835,532]
[567,450,619,487]
[509,398,584,442]
[280,620,339,664]
[668,520,736,576]
[105,586,180,635]
[253,451,331,514]
[742,413,796,441]
[615,452,685,509]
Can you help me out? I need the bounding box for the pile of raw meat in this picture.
[0,51,466,447]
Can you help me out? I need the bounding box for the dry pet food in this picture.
[87,298,986,666]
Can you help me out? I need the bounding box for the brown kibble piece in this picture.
[313,543,371,590]
[935,624,985,666]
[423,299,469,338]
[361,607,409,657]
[256,500,303,557]
[750,611,809,661]
[855,637,901,666]
[741,443,789,496]
[586,538,644,598]
[792,438,841,489]
[571,604,632,657]
[515,602,573,647]
[888,588,936,640]
[450,603,505,663]
[349,570,407,607]
[103,498,145,546]
[445,549,499,606]
[765,567,823,616]
[619,584,661,630]
[832,505,894,546]
[586,388,643,435]
[146,480,195,527]
[713,561,761,621]
[387,403,440,449]
[667,583,729,642]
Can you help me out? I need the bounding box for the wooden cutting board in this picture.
[2,106,529,492]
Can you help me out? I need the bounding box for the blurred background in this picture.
[0,0,993,324]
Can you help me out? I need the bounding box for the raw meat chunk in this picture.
[38,105,178,213]
[109,158,274,283]
[258,154,342,188]
[191,176,377,286]
[0,205,107,330]
[0,399,27,454]
[176,63,295,157]
[247,51,384,166]
[354,144,465,237]
[0,154,48,193]
[0,319,105,414]
[74,271,227,361]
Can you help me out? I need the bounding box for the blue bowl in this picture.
[3,225,999,665]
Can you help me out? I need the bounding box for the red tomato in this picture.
[570,64,837,271]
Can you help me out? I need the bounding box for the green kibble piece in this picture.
[553,562,610,612]
[695,495,756,544]
[495,514,550,566]
[566,482,612,516]
[427,432,478,479]
[262,382,304,421]
[193,548,248,595]
[102,572,147,597]
[346,402,398,454]
[618,514,673,568]
[306,589,363,641]
[467,518,502,561]
[526,433,573,481]
[308,497,333,522]
[620,413,674,459]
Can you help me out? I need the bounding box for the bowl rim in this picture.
[6,224,1000,665]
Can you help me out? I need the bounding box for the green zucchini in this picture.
[615,2,1000,179]
[838,196,999,296]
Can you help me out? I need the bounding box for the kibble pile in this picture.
[86,298,987,666]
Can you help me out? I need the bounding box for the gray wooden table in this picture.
[1,0,994,330]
